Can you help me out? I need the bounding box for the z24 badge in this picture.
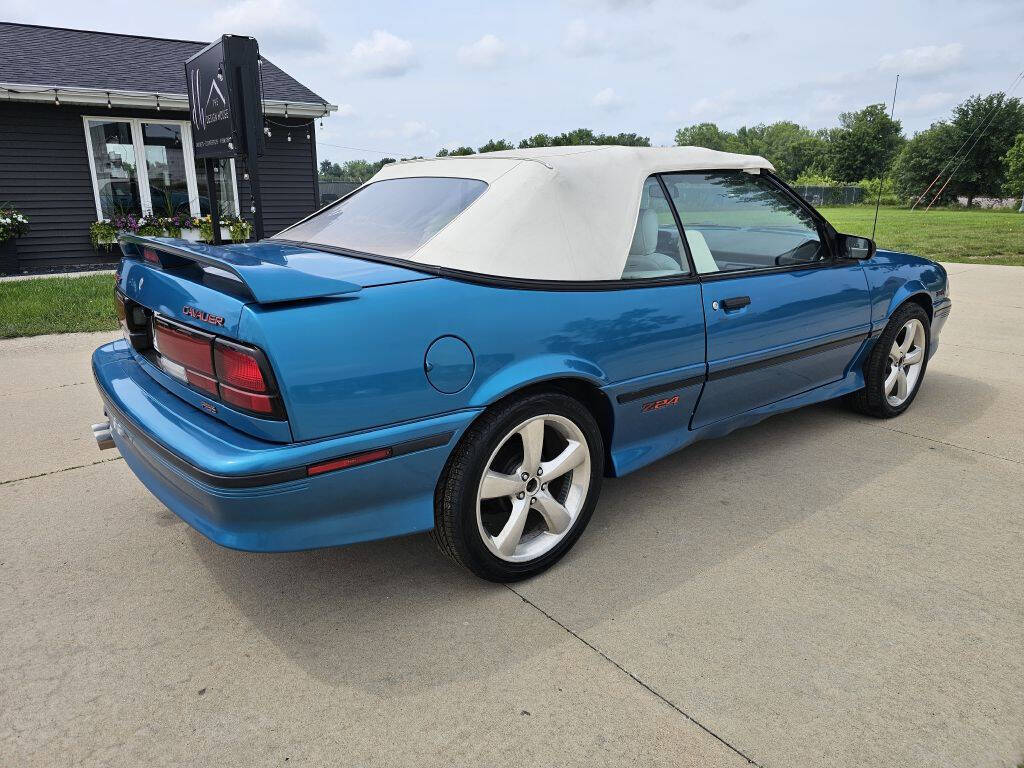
[641,395,679,413]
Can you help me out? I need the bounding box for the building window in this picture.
[83,117,239,220]
[195,158,237,217]
[86,119,142,218]
[142,122,190,216]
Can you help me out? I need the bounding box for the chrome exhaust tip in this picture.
[92,421,116,450]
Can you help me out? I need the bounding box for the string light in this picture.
[53,89,60,106]
[284,103,289,118]
[106,91,111,108]
[155,94,160,111]
[306,131,310,140]
[287,131,292,142]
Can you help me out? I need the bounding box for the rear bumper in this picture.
[93,339,478,552]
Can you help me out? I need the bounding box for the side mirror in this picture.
[838,233,876,260]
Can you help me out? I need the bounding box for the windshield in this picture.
[275,176,487,258]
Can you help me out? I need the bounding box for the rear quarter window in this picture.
[277,176,487,258]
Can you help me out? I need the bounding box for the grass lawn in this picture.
[0,274,118,339]
[820,205,1024,266]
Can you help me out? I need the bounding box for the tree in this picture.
[319,158,396,183]
[478,139,515,153]
[519,133,553,148]
[436,146,475,156]
[945,93,1024,204]
[551,128,597,146]
[675,121,825,180]
[734,122,827,181]
[319,160,346,178]
[893,92,1024,206]
[1002,133,1024,201]
[674,122,737,152]
[596,132,651,146]
[891,122,959,205]
[823,104,904,182]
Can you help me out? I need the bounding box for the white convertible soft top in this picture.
[365,145,774,281]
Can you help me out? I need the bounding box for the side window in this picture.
[621,177,691,280]
[663,172,825,274]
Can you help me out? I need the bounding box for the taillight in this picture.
[154,320,214,374]
[215,343,267,392]
[219,384,276,414]
[149,315,285,420]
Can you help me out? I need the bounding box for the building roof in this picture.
[0,22,329,108]
[278,145,775,281]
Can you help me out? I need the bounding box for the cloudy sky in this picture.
[2,0,1022,163]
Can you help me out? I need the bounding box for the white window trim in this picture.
[82,115,240,220]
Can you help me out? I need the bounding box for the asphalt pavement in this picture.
[1,262,1022,767]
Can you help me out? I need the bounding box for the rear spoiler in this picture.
[118,234,362,304]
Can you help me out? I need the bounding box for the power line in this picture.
[912,68,1024,210]
[924,71,1024,211]
[316,140,414,158]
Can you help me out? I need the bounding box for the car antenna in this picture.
[872,73,899,243]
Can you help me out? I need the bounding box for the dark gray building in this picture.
[0,22,336,273]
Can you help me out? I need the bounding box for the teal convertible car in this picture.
[92,146,950,581]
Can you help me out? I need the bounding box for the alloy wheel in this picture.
[475,414,591,563]
[884,317,926,407]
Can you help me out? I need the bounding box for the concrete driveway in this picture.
[2,263,1022,767]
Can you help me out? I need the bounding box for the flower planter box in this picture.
[202,227,233,242]
[154,226,234,243]
[0,238,19,275]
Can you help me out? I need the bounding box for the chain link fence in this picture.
[318,180,360,205]
[791,185,865,206]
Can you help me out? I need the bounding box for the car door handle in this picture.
[719,296,751,311]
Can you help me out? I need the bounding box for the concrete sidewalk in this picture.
[1,263,1022,766]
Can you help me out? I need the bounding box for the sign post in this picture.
[185,35,265,243]
[204,160,221,244]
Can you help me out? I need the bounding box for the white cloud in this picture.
[561,19,669,60]
[457,34,515,69]
[878,43,964,75]
[809,91,844,115]
[564,0,654,8]
[593,87,622,109]
[562,19,609,56]
[401,120,437,140]
[690,89,738,118]
[334,103,355,117]
[902,91,955,114]
[207,0,325,52]
[345,30,417,78]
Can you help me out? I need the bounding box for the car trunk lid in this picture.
[116,236,434,442]
[119,234,430,304]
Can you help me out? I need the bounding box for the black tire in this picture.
[848,302,931,418]
[431,391,604,582]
